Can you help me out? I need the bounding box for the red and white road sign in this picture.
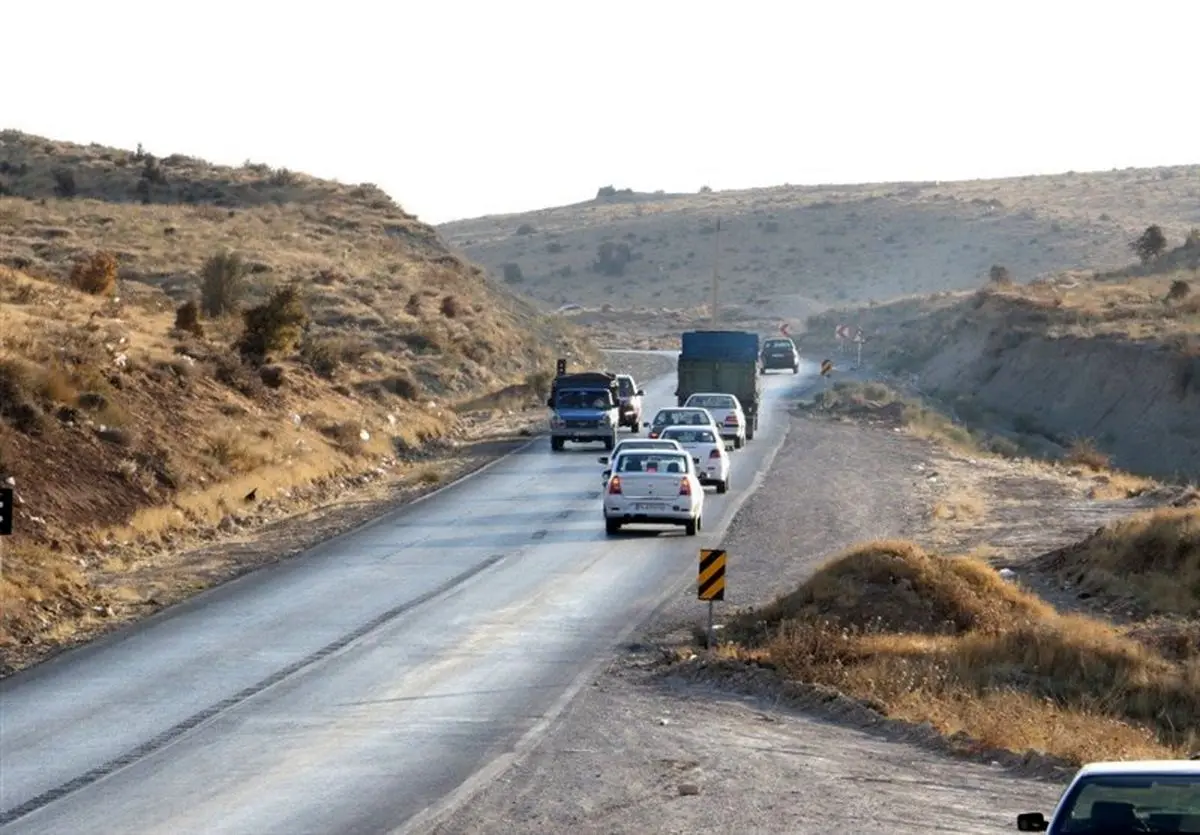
[835,324,851,340]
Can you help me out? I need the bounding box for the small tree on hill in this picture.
[68,251,119,296]
[1130,225,1168,264]
[200,250,247,316]
[988,264,1013,286]
[237,284,309,362]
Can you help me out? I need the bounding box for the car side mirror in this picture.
[636,389,644,396]
[693,457,700,464]
[1016,813,1047,832]
[598,456,608,464]
[642,421,650,428]
[601,470,611,480]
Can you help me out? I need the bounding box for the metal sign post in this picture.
[698,548,726,649]
[0,487,13,537]
[853,328,864,368]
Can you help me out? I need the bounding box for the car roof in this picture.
[688,392,736,399]
[660,425,715,435]
[616,439,679,447]
[1071,760,1200,778]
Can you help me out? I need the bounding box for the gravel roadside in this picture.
[429,409,1066,833]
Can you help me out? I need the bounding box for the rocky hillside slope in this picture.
[798,239,1200,481]
[0,130,596,660]
[437,168,1200,343]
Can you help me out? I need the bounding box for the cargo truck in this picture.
[547,371,621,451]
[675,330,762,441]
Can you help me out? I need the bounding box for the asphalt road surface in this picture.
[0,359,818,834]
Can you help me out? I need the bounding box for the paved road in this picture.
[0,359,815,834]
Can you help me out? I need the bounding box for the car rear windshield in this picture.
[653,410,709,426]
[556,390,610,409]
[765,339,793,349]
[1055,774,1200,833]
[662,429,716,444]
[617,377,634,396]
[687,395,734,409]
[614,453,688,474]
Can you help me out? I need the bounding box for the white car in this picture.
[598,439,684,487]
[644,407,721,440]
[682,393,747,448]
[658,425,732,493]
[1016,757,1200,832]
[603,448,704,536]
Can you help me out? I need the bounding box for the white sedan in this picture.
[597,439,684,487]
[657,425,732,493]
[602,449,704,536]
[644,407,721,440]
[682,393,747,448]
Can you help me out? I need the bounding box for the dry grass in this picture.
[1034,506,1200,616]
[0,130,601,663]
[724,540,1199,764]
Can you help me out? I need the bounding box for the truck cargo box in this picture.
[680,330,760,363]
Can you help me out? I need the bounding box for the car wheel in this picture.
[734,434,744,450]
[551,438,564,452]
[793,365,799,374]
[603,435,615,451]
[605,519,621,536]
[685,518,698,536]
[716,478,728,494]
[746,423,755,441]
[629,421,640,434]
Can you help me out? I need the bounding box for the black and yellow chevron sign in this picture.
[698,548,726,601]
[820,359,833,376]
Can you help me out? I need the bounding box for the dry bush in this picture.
[1167,279,1192,301]
[299,334,370,378]
[988,264,1013,286]
[320,420,367,455]
[173,300,203,337]
[1064,437,1111,469]
[202,433,259,473]
[730,540,1199,763]
[440,294,462,318]
[237,284,309,362]
[0,358,46,434]
[1034,506,1200,615]
[68,251,118,296]
[200,250,247,316]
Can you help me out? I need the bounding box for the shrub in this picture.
[174,299,204,336]
[259,365,286,388]
[200,250,247,316]
[440,295,461,318]
[52,168,77,198]
[515,223,535,235]
[593,241,632,277]
[1065,437,1111,470]
[501,262,523,283]
[1167,279,1192,302]
[68,251,119,296]
[237,284,309,362]
[988,264,1013,286]
[1131,225,1168,264]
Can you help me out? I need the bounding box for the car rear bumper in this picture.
[604,500,697,522]
[762,356,798,368]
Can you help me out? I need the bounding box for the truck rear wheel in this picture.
[746,422,755,441]
[551,437,564,452]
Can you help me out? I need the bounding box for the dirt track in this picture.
[429,413,1066,834]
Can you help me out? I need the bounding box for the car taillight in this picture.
[678,478,690,496]
[709,448,721,459]
[724,414,739,425]
[649,431,659,439]
[608,475,622,494]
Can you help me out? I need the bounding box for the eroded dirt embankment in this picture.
[802,289,1200,481]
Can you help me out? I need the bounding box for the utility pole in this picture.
[710,217,720,328]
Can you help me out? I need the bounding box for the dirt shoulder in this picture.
[1,350,676,677]
[432,407,1086,833]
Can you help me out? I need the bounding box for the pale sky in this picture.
[6,1,1198,225]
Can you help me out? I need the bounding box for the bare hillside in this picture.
[437,169,1200,343]
[797,237,1200,481]
[0,130,596,666]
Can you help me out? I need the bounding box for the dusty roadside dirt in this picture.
[429,412,1083,834]
[1,349,676,677]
